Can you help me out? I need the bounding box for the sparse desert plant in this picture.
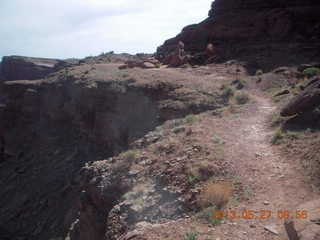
[271,112,284,127]
[198,182,233,210]
[184,231,199,240]
[220,83,235,97]
[271,130,284,145]
[255,69,263,76]
[232,78,246,89]
[188,100,199,110]
[155,63,161,68]
[212,135,226,144]
[116,150,140,169]
[184,114,198,123]
[201,206,224,225]
[220,82,231,90]
[231,197,239,207]
[120,150,139,163]
[187,167,200,183]
[244,188,253,200]
[302,67,320,78]
[181,64,190,68]
[232,92,249,105]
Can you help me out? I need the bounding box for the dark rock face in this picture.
[157,0,320,70]
[1,56,79,81]
[281,77,320,124]
[1,56,59,81]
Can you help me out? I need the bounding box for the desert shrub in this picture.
[116,150,139,169]
[184,114,198,123]
[188,100,199,109]
[155,63,161,68]
[255,69,263,76]
[244,188,253,200]
[271,130,283,145]
[271,112,284,127]
[198,182,233,210]
[212,135,226,144]
[187,166,200,183]
[232,78,246,89]
[181,64,190,68]
[220,82,231,90]
[200,206,225,225]
[220,83,235,96]
[184,231,199,240]
[231,197,239,207]
[303,68,320,78]
[232,92,249,105]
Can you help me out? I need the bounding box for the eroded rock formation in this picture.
[157,0,320,70]
[0,64,226,239]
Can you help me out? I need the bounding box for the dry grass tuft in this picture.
[198,182,233,210]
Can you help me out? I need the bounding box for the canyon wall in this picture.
[157,0,320,70]
[0,64,225,239]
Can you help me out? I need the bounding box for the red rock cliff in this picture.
[157,0,320,70]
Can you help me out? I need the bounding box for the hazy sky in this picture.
[0,0,212,59]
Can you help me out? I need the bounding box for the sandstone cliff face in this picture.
[0,64,226,240]
[157,0,320,70]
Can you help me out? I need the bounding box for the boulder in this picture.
[204,44,215,58]
[280,78,320,121]
[125,60,142,68]
[118,64,129,70]
[284,199,320,240]
[160,41,189,67]
[141,62,156,69]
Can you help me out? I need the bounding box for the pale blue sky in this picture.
[0,0,212,59]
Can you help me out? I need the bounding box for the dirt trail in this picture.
[214,89,316,239]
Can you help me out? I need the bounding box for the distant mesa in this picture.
[0,55,79,82]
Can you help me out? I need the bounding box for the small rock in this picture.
[128,170,140,176]
[264,225,278,234]
[250,224,256,228]
[263,201,269,205]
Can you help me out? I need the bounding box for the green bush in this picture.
[232,92,249,105]
[181,64,190,68]
[220,83,234,96]
[232,78,246,89]
[302,68,320,78]
[271,113,284,127]
[271,130,283,145]
[184,114,198,123]
[184,231,199,240]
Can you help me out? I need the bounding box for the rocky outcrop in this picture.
[284,199,320,240]
[0,64,225,240]
[281,77,320,124]
[1,56,79,81]
[157,0,320,70]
